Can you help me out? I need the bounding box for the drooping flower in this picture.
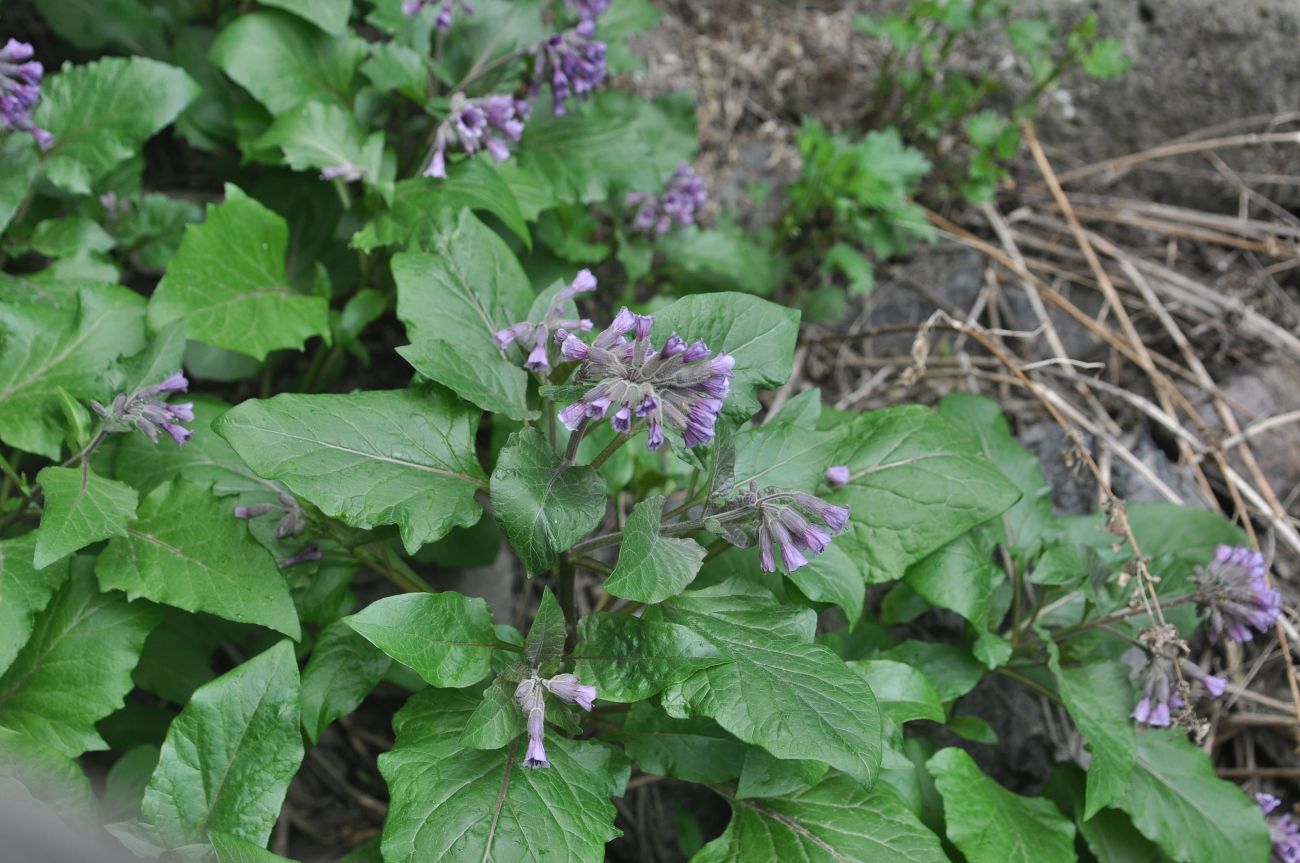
[544,673,597,711]
[402,0,472,30]
[1258,793,1300,863]
[825,465,850,487]
[91,372,194,447]
[514,677,549,769]
[493,269,596,373]
[0,39,52,149]
[626,164,708,236]
[566,0,611,20]
[278,544,322,568]
[1130,646,1225,727]
[752,489,849,573]
[234,491,307,539]
[1193,544,1281,643]
[531,21,606,116]
[424,92,530,178]
[555,308,734,450]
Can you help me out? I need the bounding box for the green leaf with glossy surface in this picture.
[260,0,351,34]
[96,479,300,638]
[344,592,496,688]
[574,613,725,703]
[33,466,138,569]
[735,748,826,800]
[0,136,39,231]
[460,677,525,751]
[140,641,304,850]
[490,428,606,576]
[300,620,391,743]
[215,388,485,552]
[35,57,199,194]
[0,568,158,757]
[380,688,628,862]
[880,641,985,703]
[148,185,329,360]
[850,659,944,725]
[730,420,846,495]
[605,496,706,603]
[525,588,566,670]
[1043,764,1168,863]
[0,535,71,675]
[1046,646,1135,818]
[256,101,385,188]
[353,163,529,250]
[904,532,1000,628]
[211,830,296,863]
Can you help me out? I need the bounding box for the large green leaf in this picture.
[903,532,1000,629]
[35,57,199,194]
[1043,764,1169,863]
[148,185,330,360]
[300,620,391,743]
[256,101,385,190]
[96,479,300,638]
[260,0,352,34]
[694,775,946,863]
[0,136,39,232]
[33,466,139,569]
[140,641,304,850]
[927,747,1076,863]
[525,588,567,670]
[0,724,96,818]
[829,405,1021,583]
[211,830,296,863]
[210,10,364,113]
[0,284,145,459]
[1046,647,1135,818]
[731,420,846,494]
[0,568,158,757]
[344,592,496,688]
[0,535,71,675]
[621,703,744,783]
[379,688,628,863]
[1114,730,1271,863]
[392,209,535,420]
[490,428,607,576]
[850,659,944,725]
[660,591,882,786]
[650,293,799,420]
[605,495,706,603]
[574,612,725,703]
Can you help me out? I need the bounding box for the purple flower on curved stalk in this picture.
[0,39,52,150]
[754,489,848,573]
[234,491,307,539]
[626,164,708,236]
[402,0,472,30]
[514,677,549,769]
[424,92,530,179]
[1130,646,1224,727]
[554,307,734,450]
[492,269,596,373]
[531,21,606,116]
[1259,794,1300,863]
[1193,544,1281,643]
[91,371,194,447]
[566,0,611,20]
[544,673,597,711]
[825,465,850,487]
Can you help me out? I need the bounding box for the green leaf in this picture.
[148,185,330,360]
[392,209,536,419]
[379,688,628,862]
[0,568,159,757]
[215,388,485,552]
[731,420,846,494]
[0,725,96,818]
[35,57,199,194]
[260,0,352,35]
[904,532,1000,628]
[344,592,496,688]
[573,612,725,703]
[211,830,296,863]
[112,396,262,496]
[829,405,1022,583]
[694,775,946,863]
[300,620,391,744]
[735,748,826,800]
[850,659,944,724]
[460,677,525,750]
[353,163,529,251]
[1114,730,1271,863]
[1046,646,1135,818]
[622,703,744,783]
[650,293,800,420]
[657,226,783,297]
[605,495,706,603]
[140,641,304,850]
[526,588,567,670]
[33,466,139,569]
[0,284,146,459]
[927,747,1076,863]
[490,428,607,576]
[96,478,301,638]
[256,101,385,189]
[210,10,364,113]
[880,641,985,703]
[0,134,39,232]
[1043,763,1168,863]
[1083,38,1130,79]
[661,592,882,786]
[0,535,72,675]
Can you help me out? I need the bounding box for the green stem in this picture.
[589,433,630,470]
[557,557,577,637]
[1051,594,1197,643]
[995,667,1063,706]
[562,418,589,465]
[572,555,612,576]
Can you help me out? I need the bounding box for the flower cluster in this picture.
[234,491,307,539]
[531,21,606,116]
[493,269,596,372]
[1,39,52,149]
[1193,544,1281,643]
[513,673,597,769]
[626,164,708,236]
[1258,794,1300,863]
[717,483,850,573]
[426,92,530,179]
[555,309,733,450]
[401,0,471,30]
[566,0,611,20]
[1130,644,1225,728]
[92,372,194,447]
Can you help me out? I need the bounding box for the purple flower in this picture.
[233,491,306,537]
[0,39,52,150]
[1259,794,1300,863]
[515,678,549,769]
[402,0,472,30]
[493,269,596,373]
[825,465,850,486]
[91,372,195,447]
[566,0,611,20]
[1130,647,1225,727]
[626,164,708,236]
[531,22,606,116]
[751,490,849,573]
[544,673,597,711]
[555,308,734,450]
[320,163,366,183]
[1193,545,1281,643]
[278,544,322,568]
[424,92,530,179]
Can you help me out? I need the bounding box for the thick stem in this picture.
[557,557,577,641]
[589,433,630,470]
[562,418,589,465]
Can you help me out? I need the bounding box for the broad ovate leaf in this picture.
[299,620,391,744]
[344,592,496,688]
[605,495,705,603]
[1046,646,1135,818]
[574,612,725,703]
[33,466,138,569]
[0,534,72,675]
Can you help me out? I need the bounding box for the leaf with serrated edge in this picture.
[605,495,705,603]
[526,588,567,669]
[34,466,138,569]
[380,688,627,862]
[344,593,496,688]
[96,478,300,638]
[0,568,159,757]
[140,641,304,850]
[574,612,725,703]
[300,620,390,744]
[215,388,485,552]
[256,101,384,187]
[0,535,71,675]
